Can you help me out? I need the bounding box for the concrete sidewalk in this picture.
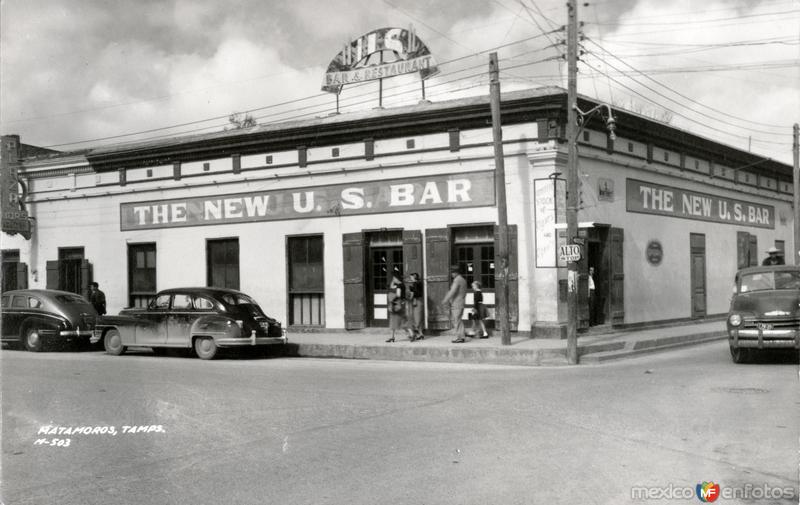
[278,320,727,366]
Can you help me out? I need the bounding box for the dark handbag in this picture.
[390,299,404,313]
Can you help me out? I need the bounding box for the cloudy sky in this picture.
[1,0,798,163]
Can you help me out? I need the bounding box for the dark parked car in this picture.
[92,287,286,359]
[1,289,98,351]
[727,265,800,363]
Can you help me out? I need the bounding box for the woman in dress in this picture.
[385,271,406,342]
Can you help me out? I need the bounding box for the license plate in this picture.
[756,322,774,330]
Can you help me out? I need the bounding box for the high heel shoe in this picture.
[385,337,395,343]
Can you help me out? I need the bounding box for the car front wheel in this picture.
[104,329,126,356]
[730,346,751,364]
[24,327,45,352]
[194,337,218,360]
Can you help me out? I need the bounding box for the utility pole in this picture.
[489,52,511,346]
[565,0,580,364]
[793,123,799,265]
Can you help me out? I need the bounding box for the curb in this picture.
[275,331,726,366]
[579,332,726,363]
[283,342,571,366]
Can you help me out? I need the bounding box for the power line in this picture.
[587,8,800,27]
[585,38,793,131]
[580,58,792,147]
[38,33,557,150]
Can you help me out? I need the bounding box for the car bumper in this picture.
[60,329,94,338]
[215,336,288,347]
[728,328,800,349]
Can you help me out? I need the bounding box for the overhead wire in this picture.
[579,57,793,148]
[40,32,560,151]
[584,38,793,132]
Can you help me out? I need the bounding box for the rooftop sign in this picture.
[321,26,438,94]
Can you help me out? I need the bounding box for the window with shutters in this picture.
[288,235,325,326]
[453,226,495,290]
[207,238,239,289]
[128,243,157,308]
[736,231,758,268]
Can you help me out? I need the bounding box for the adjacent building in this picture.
[1,87,793,337]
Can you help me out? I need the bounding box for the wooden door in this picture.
[690,233,707,318]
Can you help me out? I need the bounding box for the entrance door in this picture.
[690,233,706,318]
[368,247,403,327]
[58,248,88,295]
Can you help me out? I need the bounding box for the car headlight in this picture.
[728,314,742,327]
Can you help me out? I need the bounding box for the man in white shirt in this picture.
[588,267,596,326]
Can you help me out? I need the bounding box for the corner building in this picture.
[1,88,793,338]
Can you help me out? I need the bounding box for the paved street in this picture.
[1,341,797,505]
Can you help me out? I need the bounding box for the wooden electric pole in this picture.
[489,52,511,346]
[565,0,580,364]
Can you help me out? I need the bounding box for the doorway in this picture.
[578,226,624,330]
[366,231,404,327]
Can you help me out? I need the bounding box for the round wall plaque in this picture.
[646,240,663,266]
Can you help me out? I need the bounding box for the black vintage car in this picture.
[92,287,286,359]
[1,289,98,351]
[727,265,800,363]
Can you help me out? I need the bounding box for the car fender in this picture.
[190,314,240,340]
[20,314,65,336]
[94,315,140,343]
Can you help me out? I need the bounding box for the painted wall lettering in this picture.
[627,179,775,229]
[120,171,495,231]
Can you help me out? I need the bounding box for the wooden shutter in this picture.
[80,259,93,298]
[748,235,758,266]
[609,227,625,324]
[736,231,749,269]
[46,260,60,289]
[402,230,423,281]
[342,232,366,329]
[16,262,28,289]
[425,228,451,330]
[576,236,590,330]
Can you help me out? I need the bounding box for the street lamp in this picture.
[565,101,616,365]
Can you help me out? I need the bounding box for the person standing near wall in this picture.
[385,270,407,343]
[88,282,106,315]
[588,266,597,326]
[442,265,468,343]
[762,247,785,265]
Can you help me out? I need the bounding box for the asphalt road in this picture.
[1,341,797,505]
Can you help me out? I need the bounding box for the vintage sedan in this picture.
[1,289,98,351]
[92,287,286,359]
[727,265,800,363]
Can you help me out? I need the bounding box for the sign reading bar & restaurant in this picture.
[321,26,438,94]
[120,171,495,231]
[626,179,775,229]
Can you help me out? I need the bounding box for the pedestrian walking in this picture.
[406,272,424,341]
[88,282,106,315]
[470,281,489,338]
[442,264,468,343]
[385,270,407,343]
[762,246,785,265]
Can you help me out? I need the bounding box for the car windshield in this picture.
[221,293,266,318]
[740,271,800,293]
